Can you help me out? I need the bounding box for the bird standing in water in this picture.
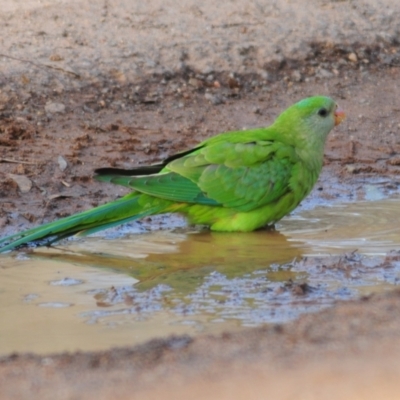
[0,96,345,252]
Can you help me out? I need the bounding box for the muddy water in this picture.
[1,198,400,355]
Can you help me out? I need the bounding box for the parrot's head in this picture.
[273,96,345,149]
[295,96,345,131]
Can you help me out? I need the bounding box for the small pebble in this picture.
[348,53,358,62]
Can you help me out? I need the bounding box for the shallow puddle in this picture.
[1,198,400,355]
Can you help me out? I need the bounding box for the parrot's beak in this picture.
[334,106,346,126]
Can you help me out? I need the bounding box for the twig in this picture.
[0,53,81,79]
[0,158,39,165]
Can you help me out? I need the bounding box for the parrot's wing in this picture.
[95,172,221,206]
[97,139,299,212]
[167,139,299,212]
[196,160,293,212]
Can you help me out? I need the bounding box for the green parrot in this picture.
[0,96,345,252]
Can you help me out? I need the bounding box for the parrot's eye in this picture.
[318,108,328,117]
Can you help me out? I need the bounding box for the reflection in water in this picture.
[1,198,400,355]
[34,230,303,292]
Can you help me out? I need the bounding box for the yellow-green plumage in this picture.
[0,96,343,252]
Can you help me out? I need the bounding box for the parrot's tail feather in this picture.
[0,194,170,253]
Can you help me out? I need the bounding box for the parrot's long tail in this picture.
[0,193,171,253]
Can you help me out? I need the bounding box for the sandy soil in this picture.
[1,0,400,398]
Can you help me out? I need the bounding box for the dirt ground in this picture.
[2,0,400,398]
